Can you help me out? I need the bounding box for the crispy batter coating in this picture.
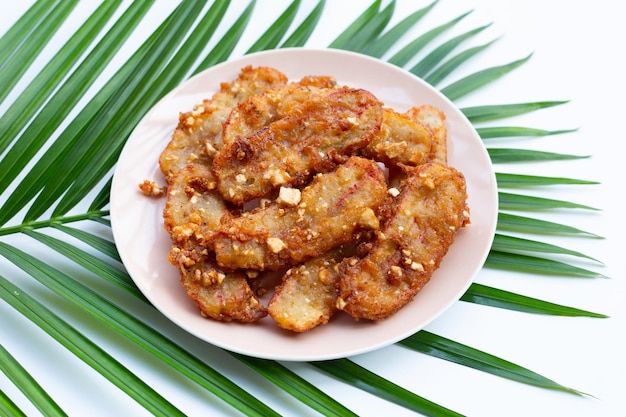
[149,65,470,329]
[159,66,288,176]
[211,88,384,205]
[170,247,266,322]
[337,163,470,321]
[158,66,288,323]
[212,156,387,271]
[268,245,358,332]
[363,108,433,167]
[222,76,338,147]
[405,105,447,165]
[163,164,266,322]
[163,163,230,246]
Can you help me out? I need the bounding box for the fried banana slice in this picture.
[163,163,231,245]
[337,162,470,321]
[268,245,356,332]
[159,66,288,176]
[405,105,447,165]
[363,108,433,167]
[213,156,387,271]
[222,75,338,147]
[170,247,266,322]
[212,88,384,205]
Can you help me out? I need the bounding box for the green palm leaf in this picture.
[441,54,533,101]
[388,10,472,67]
[0,0,154,199]
[491,233,602,263]
[488,148,589,163]
[485,251,604,278]
[0,0,57,71]
[496,212,602,238]
[1,389,28,417]
[461,283,607,317]
[364,0,438,58]
[0,1,605,416]
[424,38,497,86]
[0,275,186,417]
[0,0,79,103]
[328,0,383,49]
[495,172,599,187]
[246,0,301,52]
[0,0,121,154]
[233,354,358,417]
[498,191,598,211]
[334,0,396,52]
[462,101,570,122]
[477,126,577,139]
[313,359,463,417]
[194,0,256,70]
[398,331,585,395]
[280,0,326,48]
[0,344,67,417]
[409,23,491,78]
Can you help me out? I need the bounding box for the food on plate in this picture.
[159,66,288,176]
[141,65,469,331]
[363,108,432,168]
[221,75,338,148]
[267,245,357,332]
[211,88,383,205]
[163,163,229,246]
[173,247,266,322]
[405,105,448,165]
[336,162,470,321]
[212,156,387,271]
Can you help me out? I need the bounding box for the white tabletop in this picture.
[1,1,624,416]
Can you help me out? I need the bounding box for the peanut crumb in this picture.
[267,237,287,253]
[138,180,166,197]
[410,262,424,272]
[277,186,301,207]
[358,207,379,230]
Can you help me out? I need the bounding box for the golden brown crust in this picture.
[405,105,448,165]
[221,76,338,148]
[171,247,267,322]
[268,245,356,332]
[147,65,469,329]
[211,88,384,205]
[363,108,433,167]
[159,66,288,176]
[212,156,387,271]
[337,163,470,321]
[163,163,230,246]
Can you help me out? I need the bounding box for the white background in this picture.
[1,1,624,416]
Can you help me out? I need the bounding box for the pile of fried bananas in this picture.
[142,65,470,332]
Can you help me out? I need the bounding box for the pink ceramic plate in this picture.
[110,48,497,361]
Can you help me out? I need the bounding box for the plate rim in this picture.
[110,47,498,361]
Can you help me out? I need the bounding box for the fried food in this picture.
[163,163,230,246]
[405,105,447,165]
[170,246,266,322]
[162,163,266,321]
[268,245,356,332]
[159,66,288,176]
[221,75,338,147]
[145,65,470,328]
[337,162,470,321]
[363,108,433,167]
[211,88,384,205]
[212,156,387,271]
